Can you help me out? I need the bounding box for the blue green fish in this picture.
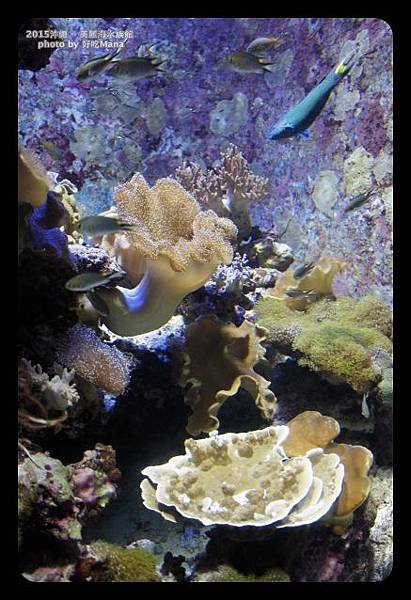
[267,50,356,140]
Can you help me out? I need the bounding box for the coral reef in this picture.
[95,173,237,335]
[178,317,276,435]
[256,294,392,393]
[17,17,392,583]
[18,18,393,305]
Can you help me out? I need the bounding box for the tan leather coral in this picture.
[178,317,277,436]
[95,174,238,336]
[283,410,341,457]
[140,412,373,532]
[282,411,373,530]
[324,443,373,518]
[18,144,53,207]
[268,256,347,311]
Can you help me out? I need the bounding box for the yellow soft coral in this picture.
[268,256,346,311]
[178,317,277,436]
[95,174,238,336]
[283,411,373,533]
[18,144,53,207]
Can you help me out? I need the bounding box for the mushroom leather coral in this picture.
[141,425,344,528]
[179,317,277,436]
[95,174,238,336]
[283,411,373,526]
[18,144,53,207]
[268,256,346,311]
[140,412,373,531]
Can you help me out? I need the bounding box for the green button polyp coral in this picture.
[95,173,238,336]
[140,425,346,528]
[255,295,392,393]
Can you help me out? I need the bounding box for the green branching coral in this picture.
[256,295,392,393]
[90,540,159,582]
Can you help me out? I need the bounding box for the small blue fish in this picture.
[267,50,356,140]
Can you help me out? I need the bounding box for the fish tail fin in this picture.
[262,62,277,73]
[119,222,137,231]
[335,49,356,77]
[110,37,130,61]
[154,60,168,72]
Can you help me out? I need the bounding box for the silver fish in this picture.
[76,215,136,236]
[246,36,285,54]
[285,287,316,299]
[227,50,276,74]
[344,187,379,213]
[86,289,110,317]
[65,271,124,292]
[77,40,128,81]
[106,56,166,80]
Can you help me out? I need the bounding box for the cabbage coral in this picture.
[179,317,277,436]
[95,173,238,336]
[18,144,53,207]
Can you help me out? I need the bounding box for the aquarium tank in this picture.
[18,17,393,583]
